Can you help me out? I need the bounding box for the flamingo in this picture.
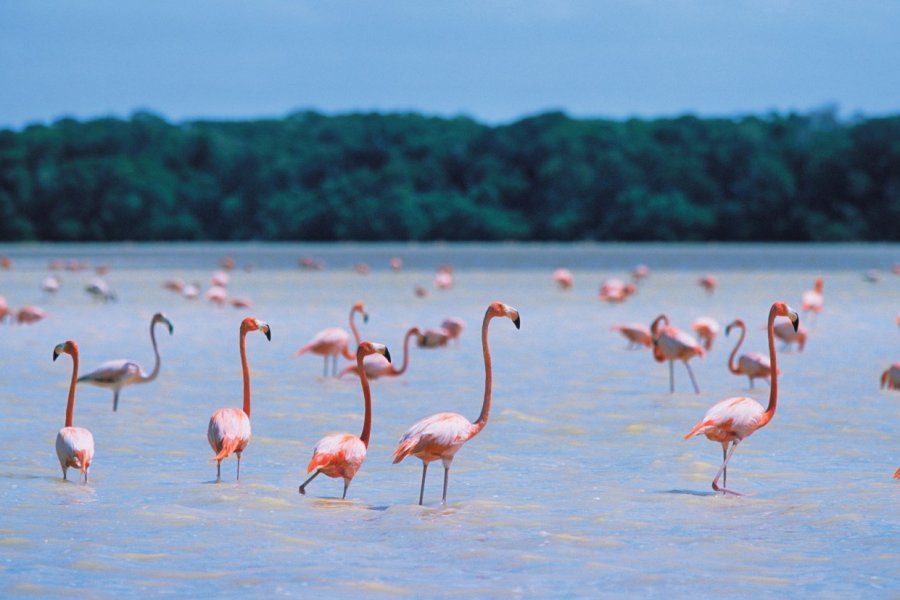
[650,314,705,394]
[684,302,799,496]
[85,277,115,302]
[610,323,652,349]
[295,302,368,377]
[773,320,807,352]
[881,363,900,390]
[441,317,465,343]
[632,264,650,282]
[417,328,450,348]
[801,277,824,318]
[599,278,636,303]
[53,340,95,483]
[339,327,420,380]
[0,296,10,322]
[725,319,774,389]
[206,285,227,306]
[390,257,403,271]
[894,467,900,479]
[552,268,573,290]
[392,301,520,505]
[16,305,47,324]
[434,266,453,290]
[207,317,271,482]
[698,275,716,294]
[211,270,230,287]
[42,275,61,294]
[299,341,391,499]
[78,313,174,411]
[691,317,721,351]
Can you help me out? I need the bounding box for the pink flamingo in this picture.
[610,323,652,349]
[698,275,716,294]
[53,340,95,483]
[78,313,174,411]
[16,305,47,324]
[599,278,636,303]
[632,264,650,282]
[725,319,774,389]
[650,314,705,394]
[441,317,465,343]
[894,467,900,479]
[392,301,520,505]
[881,363,900,390]
[684,302,799,495]
[417,328,450,348]
[691,317,721,351]
[390,257,403,271]
[299,341,391,499]
[295,302,368,377]
[434,266,454,290]
[0,296,9,322]
[207,317,271,482]
[339,327,420,380]
[552,268,573,290]
[801,277,824,318]
[773,320,807,352]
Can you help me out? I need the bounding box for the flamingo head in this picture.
[771,302,800,332]
[406,326,422,340]
[488,301,520,329]
[814,277,824,293]
[153,312,174,335]
[53,340,78,361]
[241,317,271,340]
[882,369,890,389]
[650,314,669,337]
[725,319,745,337]
[352,302,369,323]
[357,341,390,363]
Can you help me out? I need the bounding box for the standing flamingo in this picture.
[725,319,774,389]
[610,324,652,349]
[650,314,705,394]
[773,320,807,352]
[691,317,721,351]
[299,341,391,499]
[801,277,824,319]
[207,317,271,482]
[53,340,95,483]
[295,302,367,377]
[339,327,420,380]
[881,363,900,390]
[552,268,573,290]
[78,313,174,411]
[684,302,799,495]
[392,301,520,505]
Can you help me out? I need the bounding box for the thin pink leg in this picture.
[711,440,743,496]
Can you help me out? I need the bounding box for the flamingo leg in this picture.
[216,460,222,483]
[113,389,120,412]
[684,361,700,394]
[342,479,350,500]
[721,442,728,488]
[668,360,675,393]
[442,466,450,504]
[298,470,320,495]
[418,462,428,505]
[331,355,339,377]
[83,468,89,484]
[62,466,68,480]
[236,452,242,481]
[748,376,754,389]
[711,440,743,496]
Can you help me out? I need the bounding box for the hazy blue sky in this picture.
[2,1,899,128]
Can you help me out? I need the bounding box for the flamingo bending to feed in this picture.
[801,277,824,318]
[691,317,721,351]
[610,324,652,349]
[393,301,520,505]
[650,314,705,394]
[54,340,94,483]
[299,341,391,499]
[881,363,900,390]
[208,317,271,482]
[725,319,774,389]
[339,327,419,380]
[295,302,367,377]
[773,320,807,352]
[78,313,174,411]
[684,302,798,496]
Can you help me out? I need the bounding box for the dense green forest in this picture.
[1,109,898,241]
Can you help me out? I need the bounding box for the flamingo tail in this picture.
[212,438,241,461]
[683,419,715,440]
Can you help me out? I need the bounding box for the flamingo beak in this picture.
[512,314,521,329]
[789,311,800,332]
[725,324,733,337]
[363,312,369,324]
[264,326,272,341]
[381,345,392,363]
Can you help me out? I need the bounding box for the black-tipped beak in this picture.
[791,315,800,333]
[264,327,272,341]
[383,347,392,363]
[52,351,59,362]
[513,315,521,330]
[363,313,369,324]
[725,325,733,337]
[168,323,174,335]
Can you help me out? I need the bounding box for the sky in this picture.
[2,0,900,129]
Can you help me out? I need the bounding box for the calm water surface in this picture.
[1,243,898,598]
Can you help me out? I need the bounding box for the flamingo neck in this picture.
[473,310,495,432]
[763,307,779,422]
[393,329,415,375]
[727,321,745,374]
[240,328,251,418]
[65,350,79,428]
[650,315,669,363]
[143,319,163,382]
[358,353,373,447]
[349,307,362,346]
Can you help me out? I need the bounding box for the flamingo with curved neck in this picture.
[725,318,774,389]
[392,301,520,505]
[338,327,420,380]
[650,314,704,394]
[684,301,799,496]
[54,340,95,483]
[207,317,271,482]
[299,341,391,499]
[295,302,368,377]
[78,312,174,411]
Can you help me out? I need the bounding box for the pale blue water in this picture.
[1,243,898,598]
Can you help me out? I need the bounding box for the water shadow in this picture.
[660,488,717,497]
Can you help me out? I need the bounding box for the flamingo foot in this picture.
[711,481,744,496]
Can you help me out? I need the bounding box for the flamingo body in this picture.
[610,324,652,349]
[56,427,95,483]
[552,268,573,290]
[296,303,367,376]
[599,278,636,303]
[801,277,824,314]
[774,321,807,351]
[725,319,774,388]
[881,363,900,390]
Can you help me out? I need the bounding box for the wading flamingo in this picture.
[691,317,721,351]
[441,317,466,343]
[339,327,420,380]
[552,268,573,290]
[610,324,652,349]
[53,340,94,483]
[725,319,774,389]
[417,328,450,348]
[881,363,900,390]
[392,301,520,505]
[698,275,716,294]
[78,313,174,411]
[801,277,824,319]
[299,341,391,499]
[599,278,636,303]
[684,302,799,496]
[295,302,368,377]
[773,320,807,352]
[650,314,705,394]
[207,317,271,482]
[17,305,47,324]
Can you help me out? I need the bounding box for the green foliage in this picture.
[1,108,898,241]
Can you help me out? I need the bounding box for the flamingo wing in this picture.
[207,407,251,458]
[78,359,142,386]
[685,396,765,442]
[307,433,367,478]
[392,412,474,463]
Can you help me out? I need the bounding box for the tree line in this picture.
[1,108,898,241]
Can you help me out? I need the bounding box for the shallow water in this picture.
[1,243,899,598]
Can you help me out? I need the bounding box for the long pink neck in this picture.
[143,319,163,382]
[240,328,251,418]
[763,307,780,421]
[650,315,668,363]
[727,320,745,374]
[473,310,495,432]
[65,349,79,428]
[349,307,362,346]
[392,329,415,375]
[358,353,373,447]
